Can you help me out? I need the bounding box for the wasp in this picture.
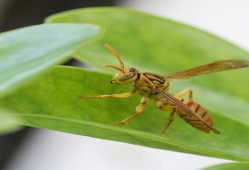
[81,44,249,135]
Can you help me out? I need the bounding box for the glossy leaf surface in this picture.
[0,23,100,133]
[0,24,100,96]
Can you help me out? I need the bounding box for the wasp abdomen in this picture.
[177,99,213,133]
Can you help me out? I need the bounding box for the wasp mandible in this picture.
[81,44,249,135]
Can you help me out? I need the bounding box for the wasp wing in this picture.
[163,59,249,80]
[156,87,220,134]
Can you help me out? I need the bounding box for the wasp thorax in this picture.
[110,68,139,85]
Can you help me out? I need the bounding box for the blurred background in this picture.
[1,0,249,169]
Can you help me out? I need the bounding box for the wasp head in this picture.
[104,44,139,85]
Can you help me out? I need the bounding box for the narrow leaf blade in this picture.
[0,24,100,96]
[203,162,249,170]
[0,109,22,134]
[1,67,249,161]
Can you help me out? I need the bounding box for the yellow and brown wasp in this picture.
[81,44,249,135]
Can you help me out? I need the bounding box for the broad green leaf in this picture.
[1,8,248,160]
[0,109,22,134]
[1,66,249,161]
[46,8,249,159]
[203,162,249,170]
[0,24,100,97]
[46,7,249,127]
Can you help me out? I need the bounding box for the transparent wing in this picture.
[163,59,249,80]
[156,87,220,134]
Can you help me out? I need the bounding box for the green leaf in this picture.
[0,109,22,134]
[1,66,249,161]
[46,7,249,160]
[46,8,249,126]
[1,8,249,160]
[0,24,101,97]
[203,162,249,170]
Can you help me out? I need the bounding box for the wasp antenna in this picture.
[104,44,125,71]
[105,65,124,72]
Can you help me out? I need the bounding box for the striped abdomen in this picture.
[177,99,215,133]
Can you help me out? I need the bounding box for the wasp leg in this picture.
[161,109,176,135]
[174,89,193,101]
[112,97,149,125]
[155,100,176,111]
[155,101,177,135]
[81,86,137,99]
[80,91,133,99]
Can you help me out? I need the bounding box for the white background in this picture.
[5,1,249,170]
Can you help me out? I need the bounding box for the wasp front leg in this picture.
[112,97,149,125]
[80,86,137,99]
[80,91,133,99]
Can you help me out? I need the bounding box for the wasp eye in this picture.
[129,68,136,72]
[127,72,135,77]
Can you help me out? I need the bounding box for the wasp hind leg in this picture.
[155,101,177,135]
[112,97,149,125]
[174,89,193,101]
[161,109,176,135]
